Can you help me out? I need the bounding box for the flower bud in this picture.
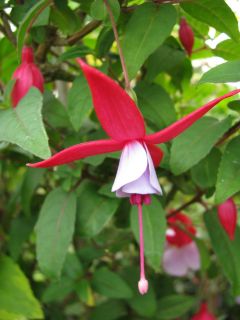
[138,277,148,295]
[192,303,216,320]
[217,198,237,240]
[11,46,44,107]
[179,18,194,56]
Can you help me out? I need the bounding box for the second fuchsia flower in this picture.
[192,302,216,320]
[11,46,44,107]
[28,59,240,294]
[163,213,200,276]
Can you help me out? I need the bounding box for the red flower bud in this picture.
[179,18,194,56]
[11,46,44,107]
[167,213,196,247]
[192,303,216,320]
[217,198,237,241]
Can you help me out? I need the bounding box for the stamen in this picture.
[130,194,149,294]
[137,201,148,295]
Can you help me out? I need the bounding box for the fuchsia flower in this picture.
[11,46,44,107]
[192,303,216,320]
[217,198,237,240]
[163,213,200,276]
[28,59,240,294]
[179,18,194,56]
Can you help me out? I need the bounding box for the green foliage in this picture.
[216,136,240,203]
[200,60,240,83]
[0,255,43,319]
[205,210,240,295]
[0,0,240,319]
[36,188,77,278]
[170,117,231,175]
[181,0,239,41]
[0,88,50,159]
[122,3,177,79]
[156,295,195,319]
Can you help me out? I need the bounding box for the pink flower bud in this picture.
[11,46,44,107]
[179,18,194,56]
[192,303,216,320]
[138,277,148,295]
[217,198,237,240]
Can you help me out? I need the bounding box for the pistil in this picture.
[130,194,151,295]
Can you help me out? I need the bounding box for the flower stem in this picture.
[103,0,131,90]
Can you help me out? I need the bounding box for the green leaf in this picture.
[60,45,93,61]
[146,39,186,82]
[195,238,211,272]
[21,167,45,215]
[42,277,75,303]
[92,267,133,299]
[181,0,239,42]
[204,209,240,295]
[76,181,118,237]
[191,148,221,189]
[0,255,43,319]
[8,216,35,261]
[67,75,93,131]
[228,100,240,113]
[43,90,71,128]
[90,0,119,23]
[156,295,195,319]
[90,300,127,320]
[136,82,176,129]
[170,117,231,175]
[36,188,77,278]
[17,0,51,60]
[215,136,240,203]
[213,39,240,60]
[199,61,240,84]
[0,88,51,159]
[130,197,166,271]
[122,3,176,79]
[90,0,107,20]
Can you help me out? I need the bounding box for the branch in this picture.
[216,119,240,146]
[41,64,75,82]
[0,11,16,46]
[167,190,204,218]
[54,20,102,46]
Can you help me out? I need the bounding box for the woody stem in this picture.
[103,0,131,90]
[138,203,145,279]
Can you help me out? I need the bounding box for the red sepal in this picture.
[28,139,124,168]
[77,59,146,141]
[145,89,240,145]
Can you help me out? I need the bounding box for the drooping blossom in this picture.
[192,302,216,320]
[11,46,44,107]
[28,59,240,294]
[163,213,200,276]
[217,198,237,240]
[179,17,194,56]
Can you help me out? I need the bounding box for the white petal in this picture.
[182,242,200,271]
[121,170,157,194]
[145,144,162,194]
[162,246,189,277]
[112,141,147,192]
